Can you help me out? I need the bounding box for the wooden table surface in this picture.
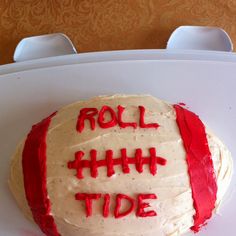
[0,0,235,65]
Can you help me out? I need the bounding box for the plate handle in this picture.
[14,33,77,62]
[167,26,233,52]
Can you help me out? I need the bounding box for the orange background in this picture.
[0,0,235,65]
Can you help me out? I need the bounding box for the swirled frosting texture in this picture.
[9,95,233,236]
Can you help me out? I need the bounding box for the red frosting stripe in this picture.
[173,105,217,232]
[22,112,60,236]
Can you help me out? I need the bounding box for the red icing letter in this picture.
[136,194,157,217]
[138,106,159,129]
[98,106,117,128]
[103,194,110,217]
[117,105,137,129]
[75,193,101,217]
[77,108,98,133]
[114,194,135,218]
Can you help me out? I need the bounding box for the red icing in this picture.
[75,193,101,217]
[114,194,135,218]
[22,112,60,236]
[98,106,117,128]
[121,148,130,173]
[68,148,167,179]
[135,149,143,173]
[90,149,98,178]
[103,194,110,217]
[68,151,85,179]
[77,105,159,132]
[174,105,217,232]
[117,105,137,128]
[74,193,158,218]
[106,150,115,177]
[136,194,157,217]
[77,108,98,133]
[138,106,159,129]
[149,147,158,175]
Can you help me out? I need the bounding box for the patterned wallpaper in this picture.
[0,0,235,64]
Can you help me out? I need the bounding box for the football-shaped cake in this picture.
[9,95,232,236]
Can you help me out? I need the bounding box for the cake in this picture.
[9,95,233,236]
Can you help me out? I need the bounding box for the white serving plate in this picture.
[2,49,236,76]
[0,54,235,236]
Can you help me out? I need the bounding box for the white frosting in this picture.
[9,95,233,236]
